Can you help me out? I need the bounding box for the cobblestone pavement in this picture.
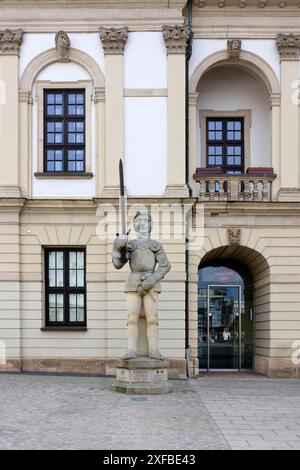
[0,372,299,450]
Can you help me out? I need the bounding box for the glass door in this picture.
[207,285,241,370]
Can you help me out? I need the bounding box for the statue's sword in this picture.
[118,159,128,264]
[119,158,126,236]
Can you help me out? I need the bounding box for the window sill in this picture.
[41,327,87,331]
[34,172,93,179]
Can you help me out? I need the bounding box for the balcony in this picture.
[193,167,276,202]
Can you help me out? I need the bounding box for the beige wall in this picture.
[1,200,186,377]
[189,204,300,378]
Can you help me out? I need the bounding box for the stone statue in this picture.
[112,212,171,361]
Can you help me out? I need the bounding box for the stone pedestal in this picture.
[112,356,172,395]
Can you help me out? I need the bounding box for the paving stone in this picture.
[0,373,299,450]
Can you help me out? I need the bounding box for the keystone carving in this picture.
[55,31,71,62]
[99,26,128,54]
[228,229,241,246]
[227,39,242,60]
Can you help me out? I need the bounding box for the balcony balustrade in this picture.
[193,170,276,202]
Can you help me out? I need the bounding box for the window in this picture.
[44,89,85,173]
[45,248,86,327]
[206,118,244,174]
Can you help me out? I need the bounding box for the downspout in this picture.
[185,0,193,378]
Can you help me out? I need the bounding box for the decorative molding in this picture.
[269,92,281,108]
[227,39,242,60]
[19,90,33,104]
[189,49,280,95]
[189,92,199,107]
[55,30,71,62]
[20,47,105,91]
[0,29,23,55]
[227,228,241,246]
[94,87,105,103]
[162,24,192,54]
[258,0,267,7]
[276,33,300,60]
[123,88,168,97]
[99,26,128,55]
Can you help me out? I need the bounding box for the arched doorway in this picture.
[198,262,254,370]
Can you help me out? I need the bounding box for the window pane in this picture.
[68,105,76,115]
[77,308,84,322]
[56,294,64,307]
[56,308,64,322]
[77,270,84,287]
[49,251,56,269]
[77,252,84,269]
[70,308,77,322]
[69,294,76,307]
[68,94,76,104]
[76,94,84,104]
[69,252,77,269]
[49,294,56,308]
[56,252,63,269]
[57,269,64,287]
[77,294,84,307]
[69,269,77,287]
[48,269,56,287]
[49,308,56,322]
[47,94,55,104]
[76,105,84,115]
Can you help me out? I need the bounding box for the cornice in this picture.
[0,7,184,32]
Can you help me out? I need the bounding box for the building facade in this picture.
[0,0,300,378]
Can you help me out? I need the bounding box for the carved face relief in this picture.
[133,213,152,237]
[55,31,71,62]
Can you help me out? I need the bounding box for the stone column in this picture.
[269,93,281,199]
[0,29,23,197]
[276,33,300,201]
[99,27,128,197]
[94,87,106,197]
[189,92,199,195]
[163,25,191,198]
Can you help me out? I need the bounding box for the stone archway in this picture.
[188,49,281,195]
[189,244,270,376]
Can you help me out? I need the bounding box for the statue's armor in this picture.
[112,238,171,293]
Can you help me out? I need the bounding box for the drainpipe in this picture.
[185,0,193,378]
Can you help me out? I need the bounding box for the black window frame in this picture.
[206,117,244,174]
[45,248,87,327]
[43,89,86,173]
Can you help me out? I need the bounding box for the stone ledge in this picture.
[112,382,172,395]
[115,356,170,370]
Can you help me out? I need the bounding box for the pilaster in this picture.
[276,33,300,201]
[0,29,23,198]
[99,26,128,197]
[163,25,191,198]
